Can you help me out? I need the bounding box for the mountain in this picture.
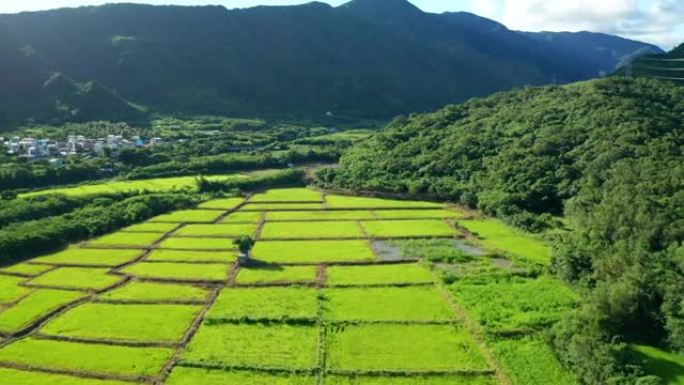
[630,43,684,84]
[0,0,663,128]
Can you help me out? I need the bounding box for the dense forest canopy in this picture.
[319,76,684,383]
[0,0,661,128]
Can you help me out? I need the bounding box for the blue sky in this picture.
[0,0,681,49]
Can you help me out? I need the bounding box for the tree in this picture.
[233,235,255,257]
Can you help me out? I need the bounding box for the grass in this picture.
[150,210,223,223]
[0,368,133,385]
[166,367,316,385]
[450,275,579,333]
[266,210,375,221]
[146,250,234,263]
[205,287,318,322]
[158,237,236,250]
[633,344,684,385]
[326,263,434,286]
[31,248,142,267]
[99,281,210,302]
[458,219,552,264]
[121,222,179,233]
[89,232,163,247]
[325,195,442,209]
[235,266,317,285]
[27,267,122,291]
[221,211,263,223]
[21,174,247,198]
[491,336,580,385]
[251,240,376,264]
[120,262,229,282]
[0,289,84,333]
[325,375,497,385]
[260,221,364,239]
[242,203,326,211]
[181,323,319,370]
[197,197,245,210]
[361,220,456,238]
[322,287,453,322]
[250,188,323,202]
[0,275,29,305]
[40,303,201,343]
[0,338,173,377]
[0,263,53,276]
[373,209,465,219]
[326,324,489,371]
[175,224,258,237]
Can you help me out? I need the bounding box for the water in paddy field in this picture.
[372,239,486,261]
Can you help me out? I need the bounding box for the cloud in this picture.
[497,0,683,49]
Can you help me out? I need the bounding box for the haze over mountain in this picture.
[0,0,664,128]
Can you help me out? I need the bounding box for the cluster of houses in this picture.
[1,135,165,160]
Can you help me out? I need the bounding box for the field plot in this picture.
[322,287,453,322]
[634,345,684,385]
[326,195,442,209]
[197,197,245,210]
[0,368,133,385]
[175,223,258,237]
[121,222,179,233]
[0,338,173,377]
[250,188,323,202]
[0,263,54,276]
[150,210,223,223]
[0,276,30,304]
[326,324,490,371]
[120,262,229,282]
[261,221,364,239]
[166,367,316,385]
[221,211,263,223]
[243,202,326,211]
[158,237,236,250]
[373,209,465,219]
[325,375,497,385]
[31,248,142,267]
[458,219,551,264]
[40,303,200,343]
[99,281,210,303]
[146,249,234,263]
[235,265,317,285]
[26,267,122,291]
[326,264,434,286]
[361,220,456,238]
[0,289,84,334]
[206,287,318,322]
[88,232,163,247]
[251,240,376,264]
[266,210,375,221]
[181,323,319,370]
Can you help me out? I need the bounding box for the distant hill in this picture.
[630,43,684,84]
[0,0,663,128]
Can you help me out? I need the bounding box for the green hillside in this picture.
[632,43,684,85]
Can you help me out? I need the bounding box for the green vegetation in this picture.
[361,220,456,238]
[0,263,53,276]
[31,248,142,267]
[325,196,442,209]
[0,368,132,385]
[197,197,245,210]
[266,210,375,221]
[326,324,489,371]
[326,263,434,286]
[251,240,376,264]
[166,367,316,385]
[458,219,551,264]
[325,375,497,385]
[261,221,364,239]
[99,282,209,302]
[146,249,234,263]
[27,267,122,291]
[0,275,30,304]
[121,222,178,233]
[206,287,318,322]
[235,266,317,285]
[221,211,263,223]
[242,203,326,211]
[158,237,236,250]
[181,323,318,369]
[0,289,84,333]
[150,210,223,223]
[373,209,465,219]
[0,338,173,377]
[175,224,258,237]
[89,231,163,247]
[322,287,453,322]
[633,345,684,385]
[120,262,229,282]
[41,303,200,342]
[391,239,479,263]
[250,188,323,202]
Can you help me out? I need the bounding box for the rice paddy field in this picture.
[0,187,641,384]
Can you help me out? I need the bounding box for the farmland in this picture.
[0,187,603,384]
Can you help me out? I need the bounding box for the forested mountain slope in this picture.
[632,43,684,84]
[0,0,662,128]
[318,76,684,383]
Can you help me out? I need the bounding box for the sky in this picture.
[0,0,681,49]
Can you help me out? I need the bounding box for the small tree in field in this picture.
[233,235,255,258]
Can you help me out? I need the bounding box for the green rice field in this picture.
[0,187,586,384]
